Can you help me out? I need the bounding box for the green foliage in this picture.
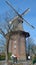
[0,53,6,60]
[0,53,12,60]
[8,53,12,60]
[32,55,36,64]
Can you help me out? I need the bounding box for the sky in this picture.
[0,0,36,46]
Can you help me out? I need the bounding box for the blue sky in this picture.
[0,0,36,45]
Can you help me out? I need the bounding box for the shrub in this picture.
[0,53,6,60]
[32,55,36,64]
[8,53,12,60]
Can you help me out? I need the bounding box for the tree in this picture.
[26,37,36,59]
[0,11,16,65]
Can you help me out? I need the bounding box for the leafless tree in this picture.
[27,37,36,56]
[0,11,16,65]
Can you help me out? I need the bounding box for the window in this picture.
[14,45,16,49]
[14,41,16,43]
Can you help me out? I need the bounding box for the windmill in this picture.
[5,1,35,61]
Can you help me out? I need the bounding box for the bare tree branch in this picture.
[0,28,6,38]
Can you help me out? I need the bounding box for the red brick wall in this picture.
[9,33,26,60]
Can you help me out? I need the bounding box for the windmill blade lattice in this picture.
[21,8,30,16]
[5,1,35,29]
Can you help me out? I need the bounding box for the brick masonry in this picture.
[9,32,27,60]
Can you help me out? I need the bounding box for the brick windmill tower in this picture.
[9,19,30,60]
[5,1,34,61]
